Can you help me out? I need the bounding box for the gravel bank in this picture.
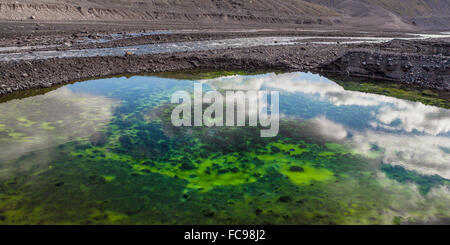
[0,35,448,98]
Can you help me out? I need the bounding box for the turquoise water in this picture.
[0,71,449,224]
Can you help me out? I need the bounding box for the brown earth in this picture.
[0,0,449,30]
[0,0,339,26]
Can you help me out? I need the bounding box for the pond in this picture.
[0,71,449,224]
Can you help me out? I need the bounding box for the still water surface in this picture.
[0,72,449,224]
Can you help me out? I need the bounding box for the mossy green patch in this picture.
[7,131,29,141]
[325,143,349,154]
[269,142,310,156]
[17,117,35,127]
[332,77,450,109]
[104,210,128,223]
[280,163,334,185]
[40,122,56,130]
[381,164,450,195]
[103,176,116,183]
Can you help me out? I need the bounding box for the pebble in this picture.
[289,166,304,172]
[278,196,292,202]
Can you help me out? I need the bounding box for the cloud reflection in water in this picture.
[203,72,450,178]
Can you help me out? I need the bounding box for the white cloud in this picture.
[0,87,118,164]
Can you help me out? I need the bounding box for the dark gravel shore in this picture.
[0,44,344,96]
[0,29,449,98]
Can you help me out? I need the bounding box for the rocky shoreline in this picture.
[0,44,340,96]
[319,50,450,91]
[0,35,449,98]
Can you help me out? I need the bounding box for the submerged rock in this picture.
[201,208,216,217]
[180,161,196,170]
[278,196,292,203]
[271,146,281,153]
[55,181,64,187]
[255,208,263,215]
[289,166,304,172]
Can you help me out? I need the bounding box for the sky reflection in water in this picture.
[0,72,450,225]
[1,72,449,178]
[204,72,450,178]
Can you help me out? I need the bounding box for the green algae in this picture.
[17,117,35,127]
[0,72,449,225]
[269,142,310,156]
[103,176,116,183]
[0,119,448,224]
[40,122,56,130]
[381,164,450,195]
[325,143,349,154]
[0,111,376,224]
[280,163,334,185]
[7,131,29,141]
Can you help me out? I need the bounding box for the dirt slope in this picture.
[0,0,449,30]
[305,0,450,16]
[0,0,338,24]
[305,0,450,29]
